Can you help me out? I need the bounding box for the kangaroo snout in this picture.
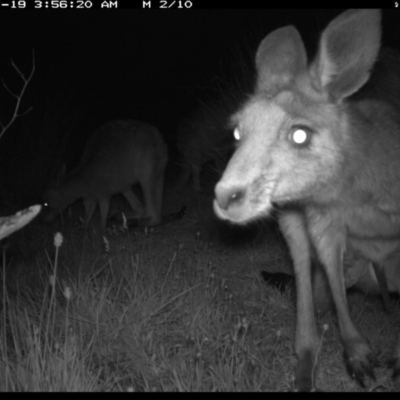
[214,181,249,223]
[214,183,245,211]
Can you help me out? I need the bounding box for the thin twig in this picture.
[0,49,35,140]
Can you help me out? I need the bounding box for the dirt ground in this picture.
[15,157,398,391]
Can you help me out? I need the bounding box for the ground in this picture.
[2,160,399,391]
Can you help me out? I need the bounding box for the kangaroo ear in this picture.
[255,26,307,92]
[310,9,381,100]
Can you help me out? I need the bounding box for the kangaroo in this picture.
[176,98,234,192]
[214,9,400,391]
[44,120,168,234]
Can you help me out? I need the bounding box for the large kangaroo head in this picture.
[214,10,382,223]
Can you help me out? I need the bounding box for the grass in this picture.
[0,209,399,391]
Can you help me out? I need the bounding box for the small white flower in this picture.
[103,236,110,253]
[54,232,63,248]
[64,286,72,300]
[122,213,127,230]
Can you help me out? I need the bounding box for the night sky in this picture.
[0,6,398,210]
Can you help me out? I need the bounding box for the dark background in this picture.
[0,5,399,211]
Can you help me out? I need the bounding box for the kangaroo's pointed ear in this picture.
[255,26,308,93]
[309,9,381,100]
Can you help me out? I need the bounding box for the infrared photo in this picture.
[0,4,400,392]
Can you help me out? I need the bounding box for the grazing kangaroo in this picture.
[176,98,234,192]
[214,9,400,391]
[44,120,168,234]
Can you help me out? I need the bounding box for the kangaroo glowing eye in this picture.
[233,128,241,141]
[292,129,307,145]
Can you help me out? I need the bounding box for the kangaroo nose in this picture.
[215,183,246,211]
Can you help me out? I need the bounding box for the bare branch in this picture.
[1,79,19,99]
[0,49,35,141]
